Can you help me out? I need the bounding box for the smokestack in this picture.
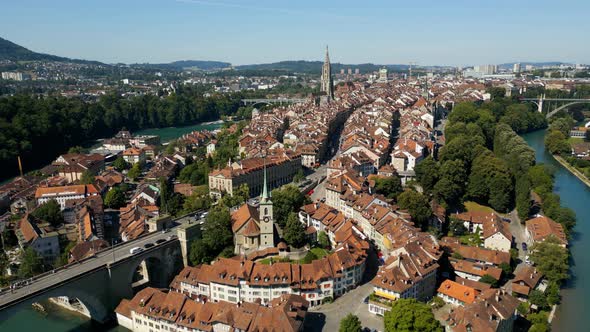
[18,156,23,177]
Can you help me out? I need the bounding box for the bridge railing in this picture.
[0,211,203,295]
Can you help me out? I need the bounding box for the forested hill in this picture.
[0,36,103,65]
[0,87,253,181]
[132,60,232,71]
[236,61,410,74]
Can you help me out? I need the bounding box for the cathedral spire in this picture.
[321,45,334,99]
[261,158,270,202]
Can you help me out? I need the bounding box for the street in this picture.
[305,283,383,332]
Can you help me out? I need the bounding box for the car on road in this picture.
[161,228,170,234]
[167,235,178,241]
[521,242,528,251]
[525,255,531,264]
[129,247,144,255]
[155,239,166,245]
[144,243,154,249]
[363,296,369,304]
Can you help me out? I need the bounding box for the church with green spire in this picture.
[230,162,276,255]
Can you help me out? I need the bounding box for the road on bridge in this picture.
[0,213,197,308]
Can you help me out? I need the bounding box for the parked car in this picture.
[129,247,144,255]
[155,239,166,245]
[144,243,154,249]
[521,242,528,251]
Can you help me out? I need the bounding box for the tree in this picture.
[104,187,126,209]
[384,298,443,332]
[545,130,570,155]
[127,163,142,181]
[271,185,307,227]
[487,87,506,100]
[339,313,362,332]
[79,170,95,184]
[19,247,44,278]
[529,236,569,283]
[68,146,86,154]
[529,290,549,310]
[167,193,186,216]
[414,156,439,193]
[527,311,550,332]
[112,156,129,171]
[201,206,233,255]
[317,231,330,249]
[32,200,63,227]
[479,274,499,287]
[585,129,590,142]
[159,178,172,214]
[189,240,214,265]
[283,212,307,248]
[293,168,305,183]
[449,219,467,236]
[397,189,432,229]
[434,160,467,207]
[374,175,403,199]
[1,229,18,248]
[183,186,212,213]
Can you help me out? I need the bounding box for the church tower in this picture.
[320,46,334,99]
[259,161,274,248]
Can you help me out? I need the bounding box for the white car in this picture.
[129,247,144,255]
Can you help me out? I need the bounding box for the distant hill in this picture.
[0,36,103,64]
[133,60,232,71]
[236,60,410,74]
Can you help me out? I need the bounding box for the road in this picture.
[0,213,198,308]
[306,283,384,332]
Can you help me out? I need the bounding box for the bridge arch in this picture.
[546,100,590,118]
[127,254,168,289]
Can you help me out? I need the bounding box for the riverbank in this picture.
[553,155,590,188]
[522,130,590,331]
[134,120,225,142]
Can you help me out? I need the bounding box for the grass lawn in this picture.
[568,137,584,144]
[309,247,330,259]
[464,201,495,214]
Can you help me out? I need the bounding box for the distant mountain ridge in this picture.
[236,60,411,74]
[132,60,232,71]
[0,36,103,65]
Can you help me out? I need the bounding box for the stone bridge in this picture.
[0,235,184,323]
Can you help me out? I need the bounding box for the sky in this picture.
[1,0,589,66]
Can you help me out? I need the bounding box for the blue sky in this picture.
[1,0,589,66]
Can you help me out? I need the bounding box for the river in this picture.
[133,120,224,143]
[522,129,590,331]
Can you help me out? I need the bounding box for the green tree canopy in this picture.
[32,199,63,227]
[19,247,44,278]
[104,187,126,209]
[112,156,129,171]
[414,156,439,193]
[384,298,443,332]
[271,185,307,228]
[339,313,362,332]
[374,175,403,199]
[79,169,96,184]
[317,231,330,249]
[127,163,142,181]
[283,212,307,248]
[397,189,432,229]
[529,235,569,284]
[479,274,499,287]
